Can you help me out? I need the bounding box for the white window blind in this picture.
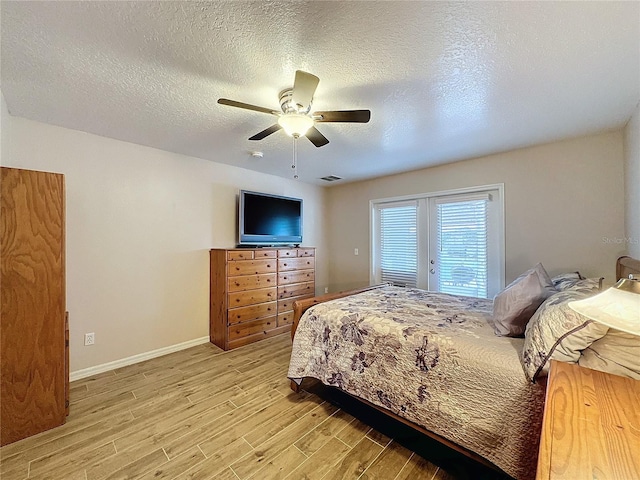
[378,202,418,287]
[436,198,488,298]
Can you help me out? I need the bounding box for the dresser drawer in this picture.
[228,250,254,261]
[278,269,314,285]
[254,249,277,258]
[228,259,276,276]
[228,301,277,325]
[278,257,315,272]
[228,287,276,308]
[277,311,294,327]
[278,282,315,299]
[277,298,295,313]
[228,273,277,292]
[297,249,315,257]
[277,295,314,314]
[277,249,298,258]
[228,316,277,340]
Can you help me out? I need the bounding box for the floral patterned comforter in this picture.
[288,286,545,480]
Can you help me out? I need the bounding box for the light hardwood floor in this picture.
[0,334,504,480]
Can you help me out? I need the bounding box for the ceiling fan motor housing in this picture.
[279,89,312,115]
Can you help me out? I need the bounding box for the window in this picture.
[375,201,418,287]
[371,186,504,298]
[432,195,489,298]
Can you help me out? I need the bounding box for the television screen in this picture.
[239,190,303,245]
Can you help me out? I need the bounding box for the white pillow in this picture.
[579,330,640,380]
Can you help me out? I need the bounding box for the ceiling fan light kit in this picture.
[278,114,314,137]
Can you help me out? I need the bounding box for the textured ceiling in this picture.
[1,1,639,185]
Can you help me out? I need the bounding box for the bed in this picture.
[287,256,640,480]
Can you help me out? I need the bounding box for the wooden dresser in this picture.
[1,167,68,445]
[536,360,640,479]
[209,247,315,350]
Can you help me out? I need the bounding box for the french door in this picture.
[372,186,504,298]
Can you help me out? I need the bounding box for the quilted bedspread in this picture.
[287,286,545,480]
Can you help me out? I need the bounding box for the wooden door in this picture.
[1,167,66,445]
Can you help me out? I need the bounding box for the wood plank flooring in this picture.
[0,334,509,480]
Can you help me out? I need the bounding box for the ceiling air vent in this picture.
[320,175,342,182]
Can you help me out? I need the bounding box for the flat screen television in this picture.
[238,190,303,246]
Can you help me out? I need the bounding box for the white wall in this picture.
[1,98,327,372]
[624,102,640,258]
[326,132,626,291]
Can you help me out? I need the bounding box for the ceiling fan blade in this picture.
[305,126,330,147]
[292,70,320,108]
[249,124,282,141]
[314,110,371,123]
[218,98,278,115]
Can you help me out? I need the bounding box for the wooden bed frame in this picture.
[288,256,640,471]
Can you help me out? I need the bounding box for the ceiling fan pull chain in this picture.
[292,136,299,179]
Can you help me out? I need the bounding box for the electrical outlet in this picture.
[324,287,329,294]
[354,248,359,256]
[84,332,95,346]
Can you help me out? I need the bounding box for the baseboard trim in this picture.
[70,336,211,382]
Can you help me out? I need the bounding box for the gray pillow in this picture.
[493,263,556,337]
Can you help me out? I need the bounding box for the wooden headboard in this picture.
[616,256,640,281]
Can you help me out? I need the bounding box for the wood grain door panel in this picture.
[1,167,66,446]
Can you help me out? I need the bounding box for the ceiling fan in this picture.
[218,70,371,147]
